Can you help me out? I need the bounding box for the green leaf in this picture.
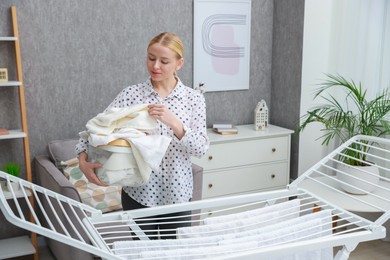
[298,73,390,165]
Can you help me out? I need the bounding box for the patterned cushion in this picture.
[64,164,122,213]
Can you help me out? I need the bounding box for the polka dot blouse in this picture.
[76,78,209,206]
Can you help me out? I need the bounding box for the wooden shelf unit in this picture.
[0,6,38,260]
[0,81,22,87]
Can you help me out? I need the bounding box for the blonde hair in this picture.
[148,32,184,59]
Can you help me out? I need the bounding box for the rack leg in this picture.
[334,243,358,260]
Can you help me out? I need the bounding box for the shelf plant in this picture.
[298,73,390,166]
[2,162,21,177]
[1,162,21,191]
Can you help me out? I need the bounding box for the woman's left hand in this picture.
[148,104,176,126]
[148,104,185,139]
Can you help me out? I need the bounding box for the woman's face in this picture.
[147,43,183,83]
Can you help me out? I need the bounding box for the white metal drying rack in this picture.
[1,135,390,259]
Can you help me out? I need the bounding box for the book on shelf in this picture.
[0,128,9,135]
[212,127,238,135]
[212,122,234,129]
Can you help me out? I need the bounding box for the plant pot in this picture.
[336,164,380,195]
[0,180,6,190]
[5,181,20,192]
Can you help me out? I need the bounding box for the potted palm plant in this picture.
[298,74,390,194]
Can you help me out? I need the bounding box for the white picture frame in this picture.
[193,0,251,92]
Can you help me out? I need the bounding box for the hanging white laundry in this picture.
[176,211,281,239]
[203,199,301,225]
[219,209,333,260]
[112,210,333,260]
[113,236,221,260]
[139,241,258,260]
[177,199,300,239]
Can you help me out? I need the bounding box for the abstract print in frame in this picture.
[194,0,251,92]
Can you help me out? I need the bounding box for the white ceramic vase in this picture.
[337,164,380,195]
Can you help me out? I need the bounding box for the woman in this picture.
[76,32,209,239]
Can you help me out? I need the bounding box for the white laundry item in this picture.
[88,145,139,185]
[222,209,332,241]
[86,104,157,135]
[139,241,258,260]
[98,168,142,186]
[203,199,300,225]
[113,227,240,259]
[113,208,332,259]
[263,213,333,260]
[87,128,147,147]
[177,211,280,239]
[219,209,333,260]
[224,227,326,260]
[82,105,172,186]
[113,237,221,260]
[113,240,174,260]
[88,132,171,184]
[177,199,300,239]
[221,217,322,245]
[254,218,323,260]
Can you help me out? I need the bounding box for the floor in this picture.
[9,238,390,260]
[348,239,390,260]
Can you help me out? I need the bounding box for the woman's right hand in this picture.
[78,152,107,186]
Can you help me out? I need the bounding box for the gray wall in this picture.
[0,0,304,238]
[271,0,304,179]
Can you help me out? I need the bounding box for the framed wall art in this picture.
[193,0,251,92]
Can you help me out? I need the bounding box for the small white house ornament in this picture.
[255,100,268,130]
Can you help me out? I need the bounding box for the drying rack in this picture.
[1,135,390,259]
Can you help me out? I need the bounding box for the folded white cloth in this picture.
[81,104,172,186]
[86,104,157,135]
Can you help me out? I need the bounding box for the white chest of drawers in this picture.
[192,124,293,200]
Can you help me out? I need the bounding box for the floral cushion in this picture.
[63,164,122,213]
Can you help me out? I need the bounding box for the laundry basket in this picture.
[88,139,143,186]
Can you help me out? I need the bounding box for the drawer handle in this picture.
[271,174,276,179]
[208,184,213,188]
[208,155,213,161]
[272,148,276,153]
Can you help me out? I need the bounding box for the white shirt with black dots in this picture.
[76,78,209,206]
